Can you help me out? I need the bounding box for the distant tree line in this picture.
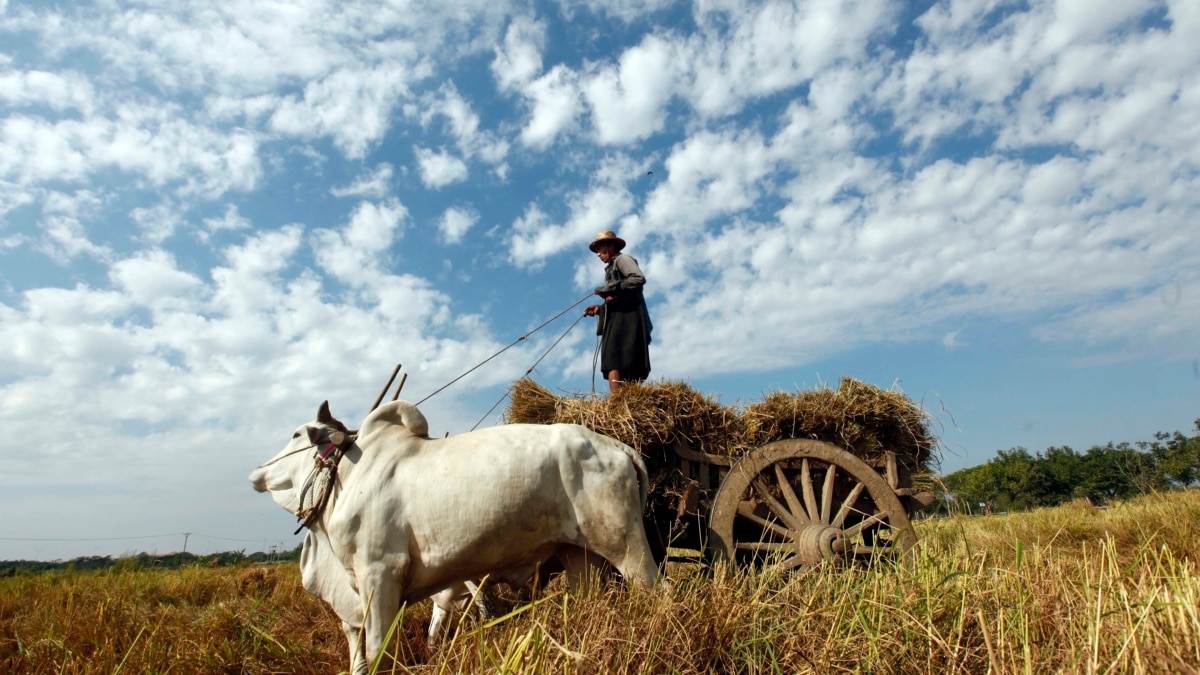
[941,419,1200,513]
[0,545,302,576]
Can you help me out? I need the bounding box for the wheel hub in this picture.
[794,524,843,565]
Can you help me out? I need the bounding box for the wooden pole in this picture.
[371,363,402,411]
[390,373,409,401]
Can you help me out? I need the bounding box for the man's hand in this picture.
[583,304,601,316]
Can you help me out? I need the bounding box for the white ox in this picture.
[249,400,658,672]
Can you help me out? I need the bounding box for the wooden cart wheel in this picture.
[707,439,916,570]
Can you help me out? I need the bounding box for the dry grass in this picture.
[507,377,937,468]
[4,491,1200,674]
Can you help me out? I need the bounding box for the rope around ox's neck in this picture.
[293,442,344,534]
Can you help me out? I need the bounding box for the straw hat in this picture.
[588,230,626,252]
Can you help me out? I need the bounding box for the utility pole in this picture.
[182,532,191,555]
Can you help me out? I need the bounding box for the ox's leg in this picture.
[556,547,612,594]
[343,622,367,675]
[427,598,452,648]
[427,581,472,648]
[358,560,405,669]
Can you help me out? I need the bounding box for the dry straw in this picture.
[505,376,939,474]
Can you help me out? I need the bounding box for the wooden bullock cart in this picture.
[644,436,935,570]
[508,378,939,572]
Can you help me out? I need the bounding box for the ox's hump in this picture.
[359,400,430,439]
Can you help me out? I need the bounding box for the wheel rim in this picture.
[708,439,916,570]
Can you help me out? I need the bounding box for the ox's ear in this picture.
[307,427,321,445]
[316,400,350,433]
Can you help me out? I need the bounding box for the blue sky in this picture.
[1,0,1197,561]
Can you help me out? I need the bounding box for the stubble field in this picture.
[3,490,1200,674]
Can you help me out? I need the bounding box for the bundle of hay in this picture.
[506,379,740,473]
[742,377,935,467]
[505,376,938,473]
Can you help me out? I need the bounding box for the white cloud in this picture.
[2,0,1199,561]
[36,190,110,263]
[643,127,776,233]
[414,146,468,188]
[0,109,262,198]
[509,157,638,265]
[519,65,582,148]
[331,163,394,199]
[130,201,186,245]
[202,203,251,236]
[584,34,678,144]
[269,65,414,159]
[419,85,511,167]
[211,225,304,316]
[0,68,94,113]
[491,16,545,92]
[424,85,481,148]
[311,200,408,283]
[942,330,966,349]
[109,248,203,310]
[439,206,479,244]
[560,0,677,22]
[684,0,896,117]
[508,203,552,265]
[1043,0,1158,52]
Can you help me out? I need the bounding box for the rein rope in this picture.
[415,292,594,407]
[280,294,599,535]
[469,310,590,431]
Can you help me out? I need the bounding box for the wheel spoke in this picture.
[830,482,866,529]
[708,439,918,572]
[852,544,890,556]
[736,502,795,541]
[820,464,836,525]
[751,477,806,532]
[777,553,809,571]
[841,511,889,538]
[774,463,808,523]
[801,459,819,523]
[734,541,794,552]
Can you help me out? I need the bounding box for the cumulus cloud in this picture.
[519,65,582,148]
[109,248,203,310]
[509,157,638,265]
[439,206,479,244]
[269,65,414,159]
[130,201,186,245]
[0,68,94,113]
[419,85,510,167]
[311,199,408,284]
[684,0,897,116]
[0,108,262,197]
[561,0,678,22]
[583,34,678,144]
[414,146,469,188]
[642,127,776,233]
[36,190,110,262]
[202,203,251,237]
[3,0,1199,560]
[491,15,545,92]
[331,163,394,199]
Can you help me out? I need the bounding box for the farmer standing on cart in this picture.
[584,230,652,392]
